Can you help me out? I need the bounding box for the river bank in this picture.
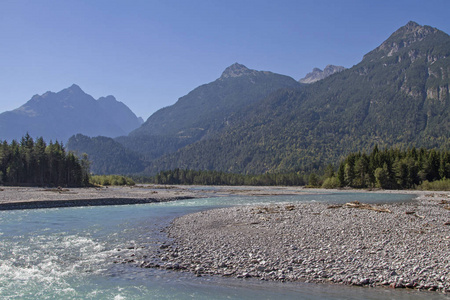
[1,185,449,293]
[0,185,414,210]
[0,185,200,210]
[153,191,450,293]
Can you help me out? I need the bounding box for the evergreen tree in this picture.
[0,135,90,186]
[337,146,450,189]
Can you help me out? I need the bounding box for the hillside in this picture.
[0,85,142,142]
[131,63,301,137]
[67,134,145,175]
[114,63,301,160]
[145,22,450,174]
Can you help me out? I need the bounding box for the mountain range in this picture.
[299,65,346,84]
[43,22,450,175]
[67,63,301,174]
[120,63,301,160]
[148,21,448,174]
[0,84,143,143]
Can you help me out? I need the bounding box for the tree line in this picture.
[147,169,307,186]
[324,146,450,189]
[147,146,450,190]
[0,134,90,186]
[2,134,449,191]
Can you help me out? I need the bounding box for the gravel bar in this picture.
[151,192,450,293]
[0,186,199,210]
[0,196,196,210]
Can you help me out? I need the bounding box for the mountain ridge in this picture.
[67,21,450,175]
[143,21,450,174]
[0,85,142,142]
[119,63,301,162]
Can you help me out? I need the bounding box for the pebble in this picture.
[146,193,450,293]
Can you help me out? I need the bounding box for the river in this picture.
[0,190,448,299]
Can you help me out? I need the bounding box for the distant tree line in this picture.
[146,146,450,190]
[323,146,450,189]
[147,169,307,186]
[0,134,90,186]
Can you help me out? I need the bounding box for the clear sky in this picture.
[1,0,449,120]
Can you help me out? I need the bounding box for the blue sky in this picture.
[1,0,449,120]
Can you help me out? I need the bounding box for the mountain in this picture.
[97,95,144,134]
[299,65,346,84]
[144,21,450,174]
[68,21,450,176]
[0,85,142,142]
[131,63,300,138]
[67,134,145,175]
[115,63,301,160]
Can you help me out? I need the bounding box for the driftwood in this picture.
[405,211,425,219]
[253,205,296,214]
[44,186,70,193]
[344,201,391,213]
[327,204,343,209]
[285,205,295,211]
[253,206,279,214]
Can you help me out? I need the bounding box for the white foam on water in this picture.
[0,232,110,298]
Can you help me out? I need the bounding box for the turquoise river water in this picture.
[0,190,448,299]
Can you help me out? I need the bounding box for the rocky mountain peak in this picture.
[365,21,441,60]
[397,21,436,37]
[384,21,437,45]
[68,83,82,90]
[65,84,84,94]
[220,63,255,79]
[299,65,346,84]
[98,95,117,103]
[323,65,346,75]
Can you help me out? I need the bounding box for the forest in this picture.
[147,146,450,190]
[146,169,307,186]
[325,146,450,189]
[2,133,449,191]
[0,134,90,186]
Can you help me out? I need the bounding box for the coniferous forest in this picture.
[326,147,450,189]
[2,134,449,190]
[146,147,450,190]
[146,169,307,186]
[0,134,90,186]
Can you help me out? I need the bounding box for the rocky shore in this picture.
[2,185,449,293]
[150,192,450,293]
[0,185,199,210]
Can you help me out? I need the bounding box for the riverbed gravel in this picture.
[149,192,450,293]
[2,186,449,292]
[0,185,199,209]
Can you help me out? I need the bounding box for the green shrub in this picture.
[419,178,450,191]
[90,175,135,186]
[322,176,340,189]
